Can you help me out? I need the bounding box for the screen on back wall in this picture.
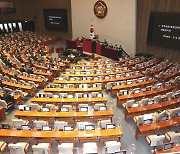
[43,9,68,32]
[147,12,180,50]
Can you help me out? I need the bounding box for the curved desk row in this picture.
[2,80,35,96]
[31,97,107,105]
[161,71,180,81]
[0,127,123,143]
[67,66,122,71]
[149,63,172,75]
[61,69,131,77]
[154,145,180,154]
[33,70,54,81]
[44,87,102,93]
[136,58,161,71]
[135,117,180,140]
[111,79,157,95]
[54,74,143,85]
[117,85,174,105]
[14,110,113,122]
[1,68,46,88]
[124,97,180,120]
[17,75,45,88]
[125,58,147,67]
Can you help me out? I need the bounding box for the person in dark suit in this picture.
[26,67,33,74]
[3,91,14,104]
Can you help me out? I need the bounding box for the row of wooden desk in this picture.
[136,58,161,71]
[33,70,54,81]
[54,74,143,85]
[44,86,102,93]
[161,70,180,81]
[0,127,123,143]
[61,69,131,77]
[31,97,107,105]
[111,79,157,95]
[154,145,180,154]
[1,67,53,86]
[124,97,180,120]
[149,63,172,75]
[14,110,113,122]
[68,65,122,71]
[135,117,180,140]
[2,80,35,96]
[17,74,45,88]
[117,85,174,105]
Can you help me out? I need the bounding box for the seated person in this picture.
[2,90,15,104]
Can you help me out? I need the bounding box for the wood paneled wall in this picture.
[137,0,180,62]
[0,0,72,40]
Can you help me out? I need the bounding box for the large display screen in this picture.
[43,9,68,32]
[147,12,180,50]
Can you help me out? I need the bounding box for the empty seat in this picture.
[76,122,90,130]
[32,143,50,154]
[30,103,41,111]
[140,98,149,106]
[166,92,173,100]
[156,110,170,122]
[167,107,180,118]
[75,93,83,98]
[57,143,74,154]
[153,95,161,103]
[46,104,57,111]
[165,131,180,143]
[8,142,29,154]
[61,105,73,111]
[83,142,98,154]
[126,100,138,108]
[146,135,165,147]
[132,88,141,94]
[104,141,121,153]
[33,120,48,130]
[98,119,112,129]
[12,119,29,129]
[54,121,67,131]
[94,103,105,111]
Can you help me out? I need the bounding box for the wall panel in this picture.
[0,0,72,40]
[137,0,180,62]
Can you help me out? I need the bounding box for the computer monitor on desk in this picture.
[61,107,69,112]
[143,114,152,124]
[1,123,11,129]
[64,126,74,131]
[85,125,95,131]
[42,107,50,112]
[163,143,173,150]
[99,106,107,111]
[106,124,115,129]
[122,91,128,95]
[24,106,31,111]
[148,100,154,105]
[18,105,25,111]
[115,150,126,154]
[21,125,31,130]
[42,125,52,131]
[80,107,88,112]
